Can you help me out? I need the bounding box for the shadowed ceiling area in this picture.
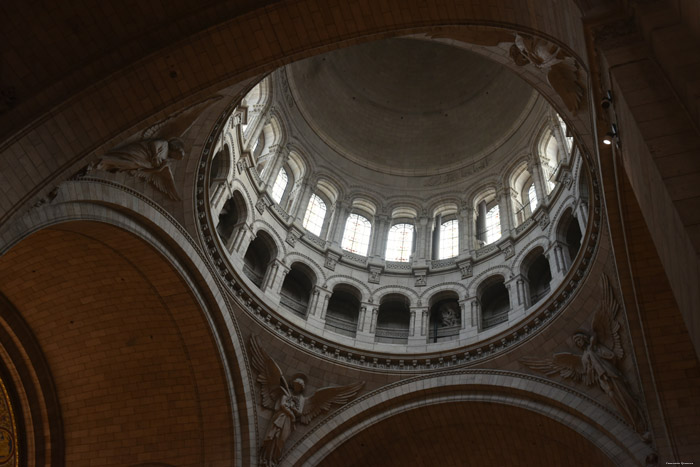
[0,222,234,466]
[319,401,615,467]
[287,37,536,176]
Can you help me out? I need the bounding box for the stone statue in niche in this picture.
[250,336,364,466]
[440,302,459,327]
[521,275,650,440]
[88,95,221,200]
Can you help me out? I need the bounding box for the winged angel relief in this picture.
[250,335,364,466]
[521,275,649,440]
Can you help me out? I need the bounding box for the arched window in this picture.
[302,194,327,236]
[439,219,459,259]
[528,183,538,210]
[341,214,372,256]
[541,134,559,194]
[484,205,501,245]
[271,168,288,203]
[385,223,414,262]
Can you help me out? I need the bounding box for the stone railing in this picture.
[280,294,308,317]
[375,326,409,344]
[482,310,509,330]
[324,314,358,337]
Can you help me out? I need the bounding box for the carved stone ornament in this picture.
[256,197,267,214]
[500,241,515,259]
[324,253,340,271]
[0,376,18,467]
[536,211,550,230]
[458,260,473,279]
[414,273,427,287]
[368,266,381,284]
[285,229,299,247]
[250,336,364,466]
[521,275,650,440]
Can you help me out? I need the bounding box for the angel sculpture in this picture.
[89,138,185,199]
[250,335,364,467]
[509,33,586,114]
[521,275,649,439]
[88,95,221,200]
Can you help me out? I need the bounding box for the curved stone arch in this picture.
[283,370,650,466]
[372,285,421,307]
[546,193,576,240]
[510,234,551,272]
[282,252,326,283]
[227,180,256,226]
[0,180,257,466]
[323,275,373,303]
[344,189,383,214]
[425,194,463,217]
[420,282,469,303]
[384,199,423,219]
[249,219,287,258]
[465,178,500,208]
[529,117,557,160]
[465,265,513,297]
[503,152,532,187]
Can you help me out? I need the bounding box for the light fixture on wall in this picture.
[602,123,618,146]
[601,90,613,109]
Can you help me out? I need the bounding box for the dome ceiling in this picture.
[286,38,537,177]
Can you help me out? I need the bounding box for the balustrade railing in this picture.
[482,309,509,330]
[324,313,358,338]
[279,294,309,317]
[243,264,263,287]
[375,326,409,344]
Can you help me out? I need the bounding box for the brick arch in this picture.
[0,221,239,466]
[284,371,651,466]
[0,0,592,228]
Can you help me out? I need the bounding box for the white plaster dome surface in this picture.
[286,38,537,176]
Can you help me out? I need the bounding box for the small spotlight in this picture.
[601,90,613,109]
[602,123,618,146]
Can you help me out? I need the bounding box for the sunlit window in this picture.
[271,168,288,203]
[484,205,501,245]
[528,184,538,210]
[439,220,459,259]
[386,223,414,262]
[302,194,327,236]
[541,135,558,194]
[557,114,573,152]
[341,214,371,256]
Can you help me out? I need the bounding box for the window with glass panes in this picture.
[302,194,326,236]
[528,184,538,210]
[341,214,371,256]
[439,219,459,259]
[271,168,288,203]
[385,223,414,262]
[485,205,501,245]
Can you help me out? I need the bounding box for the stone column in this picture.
[458,206,474,254]
[415,216,430,260]
[369,307,379,334]
[409,307,428,346]
[328,201,349,248]
[459,297,479,339]
[263,145,287,186]
[263,259,286,292]
[547,241,568,284]
[497,188,513,237]
[291,180,314,224]
[317,288,332,320]
[507,274,527,321]
[528,157,547,206]
[370,214,389,259]
[476,200,487,244]
[576,201,589,232]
